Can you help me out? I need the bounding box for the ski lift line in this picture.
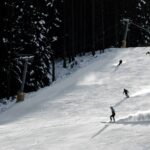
[131,22,150,34]
[121,19,150,33]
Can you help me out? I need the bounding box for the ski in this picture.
[101,121,116,123]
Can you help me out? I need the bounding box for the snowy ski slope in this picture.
[0,47,150,150]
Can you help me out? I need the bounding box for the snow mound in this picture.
[118,111,150,122]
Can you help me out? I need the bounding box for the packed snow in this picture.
[0,47,150,150]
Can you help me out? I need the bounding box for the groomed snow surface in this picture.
[0,47,150,150]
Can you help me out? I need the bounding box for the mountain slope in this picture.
[0,47,150,150]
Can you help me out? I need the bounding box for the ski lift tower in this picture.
[17,54,34,102]
[121,19,130,48]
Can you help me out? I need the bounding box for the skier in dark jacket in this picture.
[110,106,116,122]
[123,88,129,98]
[117,59,123,67]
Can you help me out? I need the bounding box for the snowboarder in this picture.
[117,59,123,67]
[123,88,129,98]
[110,106,115,122]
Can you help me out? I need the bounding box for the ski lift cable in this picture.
[130,21,150,34]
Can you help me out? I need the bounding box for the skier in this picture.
[123,88,129,98]
[110,106,116,122]
[117,59,122,67]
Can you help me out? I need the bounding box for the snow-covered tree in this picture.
[1,0,62,98]
[135,0,150,45]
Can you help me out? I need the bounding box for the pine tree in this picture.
[0,0,61,98]
[135,0,150,45]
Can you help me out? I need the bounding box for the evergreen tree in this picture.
[135,0,150,45]
[0,0,62,98]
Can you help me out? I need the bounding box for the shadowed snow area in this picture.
[0,47,150,150]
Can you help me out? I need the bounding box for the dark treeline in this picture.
[0,0,150,100]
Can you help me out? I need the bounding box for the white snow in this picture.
[0,47,150,150]
[118,110,150,122]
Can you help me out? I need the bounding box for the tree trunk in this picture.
[92,0,95,56]
[51,54,55,81]
[63,0,67,68]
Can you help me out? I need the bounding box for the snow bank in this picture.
[0,100,16,113]
[118,110,150,122]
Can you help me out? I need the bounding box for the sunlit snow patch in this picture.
[77,73,100,85]
[77,73,109,86]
